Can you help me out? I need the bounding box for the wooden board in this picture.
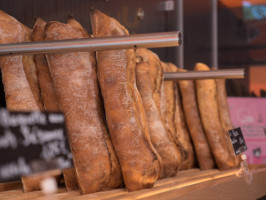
[0,167,265,200]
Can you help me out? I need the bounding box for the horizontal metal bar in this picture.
[0,31,181,56]
[163,68,244,80]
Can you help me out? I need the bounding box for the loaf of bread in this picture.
[21,169,61,193]
[91,9,162,191]
[135,49,182,177]
[160,62,175,138]
[63,168,79,191]
[0,10,42,111]
[22,26,44,110]
[45,20,122,194]
[178,68,215,170]
[68,16,123,191]
[216,78,241,167]
[195,63,235,170]
[31,17,59,112]
[164,63,195,170]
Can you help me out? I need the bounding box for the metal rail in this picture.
[0,31,181,55]
[163,68,244,80]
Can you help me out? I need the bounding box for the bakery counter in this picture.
[0,166,265,200]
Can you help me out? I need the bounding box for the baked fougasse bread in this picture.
[0,10,43,111]
[45,20,122,194]
[31,17,59,112]
[164,63,195,170]
[195,63,235,170]
[178,68,215,170]
[135,49,182,177]
[91,9,162,191]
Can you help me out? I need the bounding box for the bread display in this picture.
[0,10,42,111]
[195,63,235,170]
[91,9,162,191]
[135,49,182,177]
[45,20,122,194]
[179,69,215,170]
[31,17,59,112]
[0,8,245,197]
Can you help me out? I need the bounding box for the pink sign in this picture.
[228,97,266,164]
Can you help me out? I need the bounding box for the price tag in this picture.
[228,127,248,155]
[0,109,72,182]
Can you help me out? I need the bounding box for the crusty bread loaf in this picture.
[195,63,235,170]
[178,68,215,170]
[0,10,42,111]
[135,49,182,177]
[216,78,241,167]
[91,9,162,191]
[31,17,59,112]
[67,16,123,191]
[164,63,195,170]
[63,168,79,191]
[22,26,44,110]
[160,62,175,138]
[45,20,122,194]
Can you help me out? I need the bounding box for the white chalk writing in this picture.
[0,129,17,149]
[48,114,64,124]
[0,109,46,127]
[0,157,31,180]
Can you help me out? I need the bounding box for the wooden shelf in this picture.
[0,167,265,200]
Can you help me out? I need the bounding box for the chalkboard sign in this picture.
[228,127,248,155]
[0,109,72,182]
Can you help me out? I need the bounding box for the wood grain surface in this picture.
[0,167,265,200]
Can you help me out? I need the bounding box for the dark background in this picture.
[0,0,265,106]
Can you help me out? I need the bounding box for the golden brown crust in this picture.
[195,63,235,170]
[216,78,241,167]
[45,21,122,194]
[0,10,42,111]
[136,49,182,177]
[178,68,215,170]
[160,62,176,140]
[62,168,79,191]
[67,17,123,191]
[21,21,44,110]
[91,9,161,191]
[165,64,195,170]
[31,17,59,111]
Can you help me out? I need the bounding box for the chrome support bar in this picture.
[0,31,181,56]
[164,68,244,80]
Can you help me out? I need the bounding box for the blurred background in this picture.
[0,0,266,107]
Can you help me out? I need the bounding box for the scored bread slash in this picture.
[178,67,215,170]
[91,9,162,191]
